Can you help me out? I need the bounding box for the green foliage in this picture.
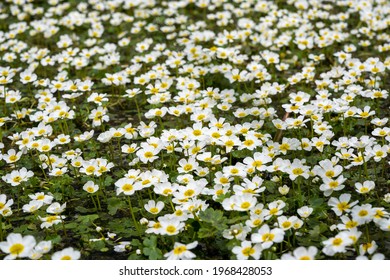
[142,235,163,260]
[197,208,228,238]
[107,197,126,216]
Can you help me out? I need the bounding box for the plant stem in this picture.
[0,217,3,241]
[127,196,140,234]
[360,149,368,178]
[91,195,98,211]
[365,224,370,242]
[95,193,102,211]
[60,216,67,237]
[134,96,142,122]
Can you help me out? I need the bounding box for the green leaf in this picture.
[76,214,99,224]
[131,239,142,247]
[143,235,157,247]
[199,208,223,222]
[199,208,228,230]
[197,226,217,238]
[143,247,163,260]
[53,192,63,201]
[90,240,106,251]
[197,208,229,239]
[65,222,78,229]
[309,198,325,209]
[231,150,252,158]
[107,197,125,215]
[309,225,321,238]
[104,176,114,187]
[128,253,142,260]
[27,223,37,230]
[75,206,90,213]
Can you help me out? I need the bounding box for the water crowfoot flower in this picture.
[0,194,13,217]
[0,233,36,260]
[355,181,375,194]
[232,241,263,260]
[328,193,358,216]
[0,0,389,261]
[251,224,285,249]
[144,200,164,215]
[322,232,353,256]
[158,216,185,236]
[83,181,99,194]
[286,159,310,181]
[281,246,318,260]
[2,167,34,186]
[51,247,80,260]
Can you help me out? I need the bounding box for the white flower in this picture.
[281,246,318,260]
[51,247,80,260]
[251,224,285,249]
[46,202,67,214]
[83,181,99,194]
[297,206,313,218]
[0,233,36,260]
[322,232,353,256]
[232,241,262,260]
[2,167,34,186]
[144,200,165,215]
[164,241,198,260]
[355,181,375,194]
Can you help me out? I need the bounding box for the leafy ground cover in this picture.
[0,0,389,260]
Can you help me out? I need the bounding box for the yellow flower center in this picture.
[243,139,254,146]
[9,155,18,162]
[166,225,177,234]
[86,187,95,193]
[183,164,193,172]
[184,189,195,197]
[332,238,343,246]
[162,189,172,195]
[153,222,161,229]
[325,170,334,177]
[215,189,224,195]
[345,221,358,229]
[46,216,58,223]
[13,176,22,183]
[173,246,187,255]
[86,166,95,173]
[337,202,349,212]
[144,151,154,158]
[292,168,303,175]
[211,132,221,139]
[262,233,275,242]
[358,210,368,217]
[242,247,255,257]
[269,208,278,215]
[360,187,369,193]
[282,221,291,228]
[231,168,239,175]
[122,184,133,192]
[240,202,251,210]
